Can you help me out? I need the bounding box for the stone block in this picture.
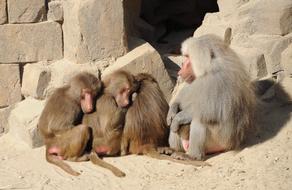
[8,0,46,23]
[48,1,63,22]
[103,42,174,102]
[63,0,127,63]
[0,64,22,107]
[0,0,7,24]
[8,98,44,148]
[0,21,63,63]
[21,63,51,100]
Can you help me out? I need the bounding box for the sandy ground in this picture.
[0,100,291,190]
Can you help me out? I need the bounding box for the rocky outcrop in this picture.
[194,0,292,78]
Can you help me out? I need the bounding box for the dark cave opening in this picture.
[138,0,219,54]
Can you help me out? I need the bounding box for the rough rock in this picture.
[217,0,249,15]
[194,0,292,77]
[231,46,268,79]
[21,63,51,100]
[218,0,292,36]
[230,33,292,74]
[8,98,44,148]
[0,106,13,135]
[281,44,292,76]
[8,0,46,23]
[0,21,63,63]
[48,1,63,22]
[103,42,174,101]
[45,59,105,97]
[0,64,22,107]
[0,0,7,24]
[62,0,127,63]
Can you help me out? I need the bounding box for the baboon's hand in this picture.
[167,103,179,126]
[170,119,180,133]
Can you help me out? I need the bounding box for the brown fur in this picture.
[38,72,102,176]
[121,73,209,167]
[83,70,138,177]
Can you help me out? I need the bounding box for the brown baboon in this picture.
[121,73,209,166]
[38,72,102,176]
[167,28,256,160]
[83,70,138,177]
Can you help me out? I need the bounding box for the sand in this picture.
[0,101,291,190]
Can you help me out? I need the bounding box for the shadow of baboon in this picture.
[244,79,292,147]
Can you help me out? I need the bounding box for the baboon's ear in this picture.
[224,27,232,46]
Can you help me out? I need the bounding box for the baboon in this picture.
[121,73,209,166]
[83,70,138,177]
[38,72,102,176]
[167,28,256,160]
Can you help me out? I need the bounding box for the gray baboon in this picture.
[167,28,256,160]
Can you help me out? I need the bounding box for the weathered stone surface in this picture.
[21,63,51,100]
[194,0,292,78]
[217,0,249,15]
[248,35,292,74]
[48,1,63,22]
[281,44,292,76]
[45,59,104,96]
[103,42,174,102]
[8,0,46,23]
[232,46,268,79]
[237,0,292,36]
[63,0,127,63]
[218,0,292,36]
[0,64,21,107]
[8,98,44,148]
[0,106,13,135]
[0,0,7,24]
[0,22,63,63]
[193,12,229,38]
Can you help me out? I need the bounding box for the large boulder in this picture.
[62,0,127,63]
[0,21,63,63]
[103,42,174,101]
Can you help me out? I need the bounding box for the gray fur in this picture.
[168,28,256,160]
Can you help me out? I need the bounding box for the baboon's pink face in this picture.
[178,55,195,83]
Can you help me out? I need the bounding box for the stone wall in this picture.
[0,0,291,147]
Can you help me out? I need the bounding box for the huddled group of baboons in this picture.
[38,28,256,177]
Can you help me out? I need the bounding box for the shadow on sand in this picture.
[244,79,292,147]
